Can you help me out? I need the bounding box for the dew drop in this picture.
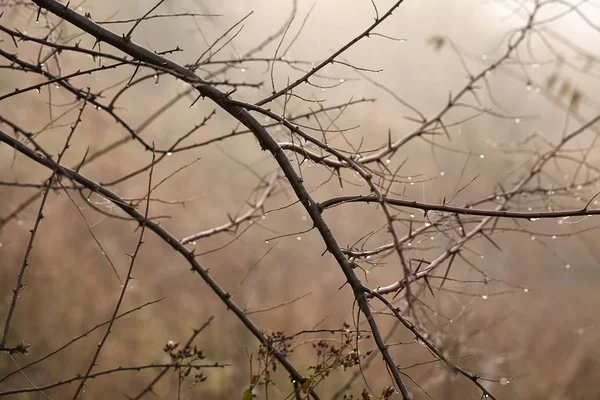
[366,255,371,260]
[399,39,407,43]
[523,288,529,293]
[410,214,415,218]
[479,154,485,159]
[530,235,536,240]
[296,236,302,241]
[440,171,446,176]
[552,235,557,239]
[565,264,571,269]
[526,85,532,91]
[35,88,41,93]
[385,159,391,164]
[265,240,269,244]
[529,218,539,222]
[301,215,307,221]
[191,241,197,246]
[480,255,484,259]
[166,152,173,156]
[500,377,510,386]
[515,118,521,123]
[241,68,246,72]
[481,294,488,300]
[339,78,345,83]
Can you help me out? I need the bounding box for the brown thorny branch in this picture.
[0,129,319,398]
[1,94,88,355]
[0,363,229,396]
[0,2,335,229]
[1,0,598,398]
[18,1,413,399]
[0,297,166,384]
[71,146,156,398]
[180,173,279,245]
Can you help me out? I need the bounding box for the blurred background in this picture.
[1,0,600,398]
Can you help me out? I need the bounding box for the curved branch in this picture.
[28,1,413,396]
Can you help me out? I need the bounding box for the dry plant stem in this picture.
[0,5,306,230]
[132,316,215,400]
[353,5,540,166]
[319,194,600,219]
[29,1,412,397]
[0,362,228,396]
[375,110,600,295]
[0,180,51,352]
[180,173,278,244]
[1,97,86,353]
[0,128,319,400]
[0,298,165,384]
[256,0,406,106]
[72,149,155,399]
[365,288,497,400]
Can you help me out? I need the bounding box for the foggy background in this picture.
[1,0,600,398]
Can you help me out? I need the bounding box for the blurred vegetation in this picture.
[2,0,600,399]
